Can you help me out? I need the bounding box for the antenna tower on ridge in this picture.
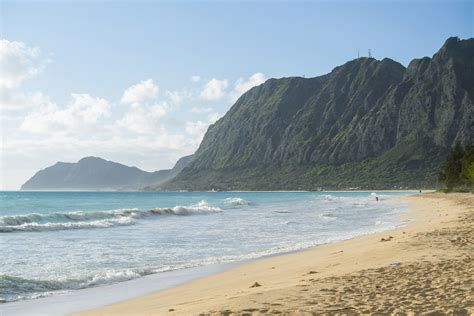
[368,49,372,58]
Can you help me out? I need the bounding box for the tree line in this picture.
[439,144,474,192]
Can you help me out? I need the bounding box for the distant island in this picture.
[21,155,193,191]
[22,37,473,191]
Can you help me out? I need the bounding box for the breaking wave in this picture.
[0,267,166,303]
[150,200,222,215]
[0,217,135,233]
[0,200,221,233]
[223,197,250,206]
[320,194,347,202]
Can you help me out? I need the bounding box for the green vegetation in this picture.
[162,138,446,191]
[161,37,473,191]
[439,144,474,192]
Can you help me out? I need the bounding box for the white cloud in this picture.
[20,93,111,133]
[0,39,52,113]
[165,90,182,104]
[199,78,228,100]
[190,75,201,82]
[69,93,111,123]
[207,112,222,123]
[0,39,50,88]
[116,102,168,134]
[184,111,221,146]
[120,79,159,104]
[164,89,192,105]
[190,106,213,113]
[0,86,51,111]
[185,120,208,136]
[231,72,266,101]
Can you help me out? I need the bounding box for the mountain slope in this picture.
[21,155,193,191]
[141,154,195,191]
[164,37,473,190]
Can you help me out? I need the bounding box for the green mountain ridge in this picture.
[162,37,473,190]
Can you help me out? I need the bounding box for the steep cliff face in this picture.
[394,36,473,148]
[164,37,473,190]
[186,58,405,170]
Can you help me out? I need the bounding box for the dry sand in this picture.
[74,193,473,315]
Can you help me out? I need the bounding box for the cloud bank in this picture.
[0,39,266,189]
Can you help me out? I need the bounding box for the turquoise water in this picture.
[0,191,410,303]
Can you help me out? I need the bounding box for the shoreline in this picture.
[74,192,473,315]
[6,189,430,193]
[1,192,410,315]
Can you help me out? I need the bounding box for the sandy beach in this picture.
[74,193,473,315]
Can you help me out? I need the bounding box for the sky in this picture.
[0,0,472,190]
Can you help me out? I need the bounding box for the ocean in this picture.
[0,191,411,304]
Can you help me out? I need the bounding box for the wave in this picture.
[0,217,135,233]
[0,208,142,226]
[320,194,347,202]
[0,274,66,302]
[0,200,221,233]
[223,197,250,206]
[150,200,222,216]
[0,267,164,303]
[273,210,292,214]
[316,213,338,222]
[320,194,387,204]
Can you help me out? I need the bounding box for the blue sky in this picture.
[1,0,472,189]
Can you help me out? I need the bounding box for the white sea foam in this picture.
[0,217,135,233]
[0,201,221,233]
[273,210,292,213]
[223,197,250,206]
[150,200,222,216]
[0,267,168,303]
[0,208,140,226]
[320,194,346,202]
[315,213,338,222]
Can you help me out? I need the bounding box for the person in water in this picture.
[376,196,379,201]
